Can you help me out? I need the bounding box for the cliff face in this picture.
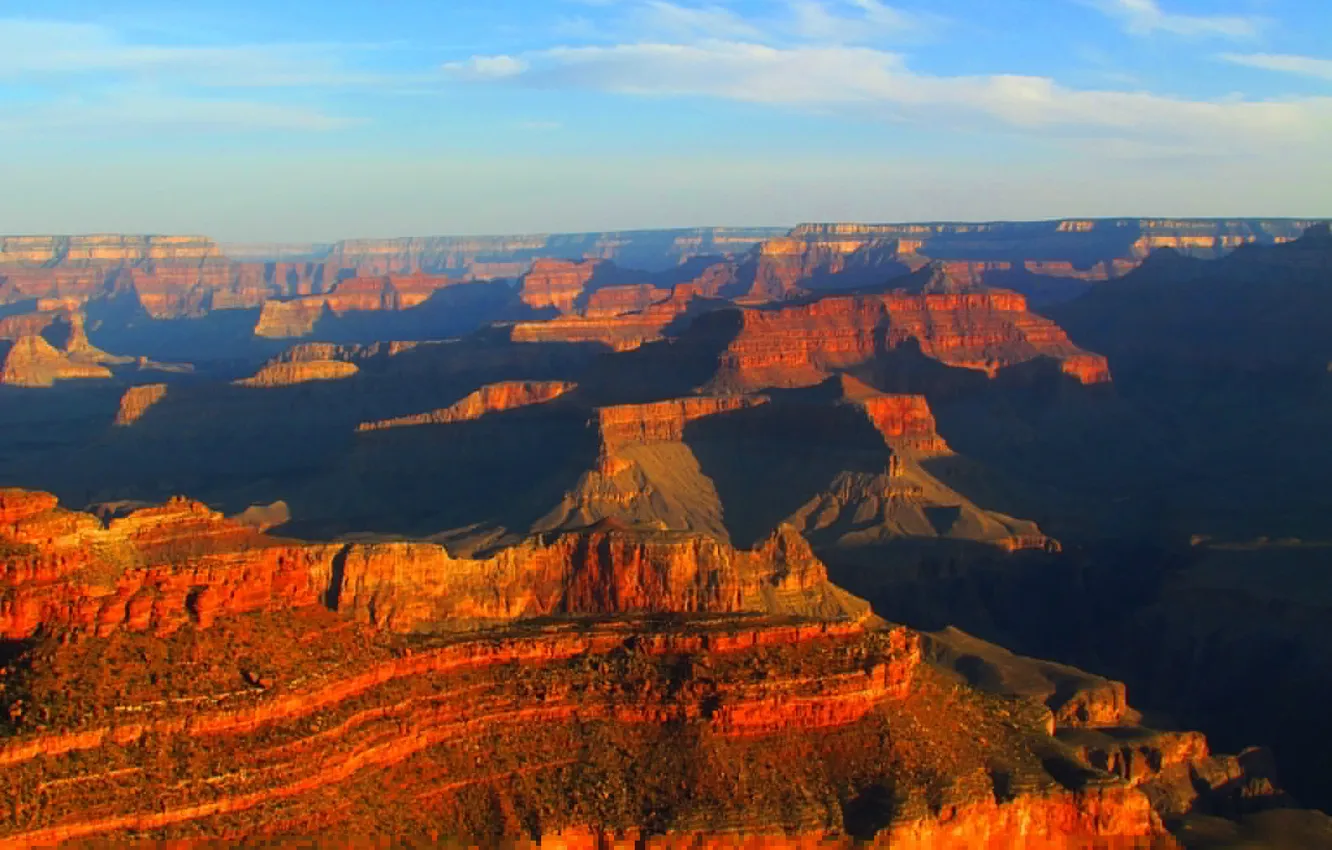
[253,298,329,338]
[696,287,1110,391]
[328,523,861,632]
[508,285,705,352]
[234,360,359,387]
[520,259,604,313]
[838,376,950,455]
[114,383,169,426]
[583,283,671,317]
[0,490,856,640]
[595,396,770,455]
[0,335,113,387]
[357,380,577,432]
[0,309,126,386]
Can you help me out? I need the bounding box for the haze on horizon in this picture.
[2,0,1330,242]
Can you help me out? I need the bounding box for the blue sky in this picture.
[1,0,1329,241]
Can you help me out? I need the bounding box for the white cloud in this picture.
[1222,53,1332,82]
[1083,0,1261,39]
[0,18,402,88]
[443,55,529,80]
[790,0,928,42]
[638,2,763,41]
[452,40,1332,156]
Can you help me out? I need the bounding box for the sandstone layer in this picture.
[357,381,578,432]
[692,286,1111,391]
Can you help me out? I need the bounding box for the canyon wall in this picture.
[690,289,1110,391]
[357,380,577,432]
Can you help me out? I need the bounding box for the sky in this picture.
[1,0,1329,241]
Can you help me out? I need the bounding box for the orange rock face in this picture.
[357,380,577,432]
[582,283,670,318]
[234,360,359,387]
[0,335,113,387]
[838,377,951,455]
[0,491,852,640]
[253,298,329,338]
[700,290,1111,390]
[520,258,604,313]
[114,383,169,426]
[596,396,770,454]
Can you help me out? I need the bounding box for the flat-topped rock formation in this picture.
[0,234,223,265]
[0,489,861,640]
[234,359,359,387]
[357,380,577,431]
[691,282,1111,392]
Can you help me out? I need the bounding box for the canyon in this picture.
[0,221,1330,847]
[0,488,1300,847]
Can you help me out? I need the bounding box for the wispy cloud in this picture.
[1082,0,1262,39]
[444,40,1331,157]
[0,89,356,134]
[638,2,763,41]
[1222,53,1332,82]
[444,55,531,80]
[789,0,933,43]
[0,18,398,87]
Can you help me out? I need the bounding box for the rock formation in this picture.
[0,488,1310,846]
[837,375,950,455]
[519,259,605,313]
[692,282,1111,391]
[357,380,577,431]
[0,489,859,640]
[595,396,770,455]
[582,283,671,317]
[113,384,169,426]
[234,360,359,387]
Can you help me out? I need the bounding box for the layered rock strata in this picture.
[0,490,859,640]
[695,288,1111,391]
[357,381,577,432]
[113,384,169,426]
[234,360,359,387]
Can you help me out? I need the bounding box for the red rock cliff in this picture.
[596,396,770,454]
[700,290,1110,390]
[357,380,577,432]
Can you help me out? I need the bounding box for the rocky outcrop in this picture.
[234,360,359,387]
[357,380,577,432]
[694,286,1111,391]
[253,298,329,338]
[273,340,424,364]
[328,523,864,632]
[520,259,605,313]
[595,396,769,455]
[0,490,858,640]
[837,375,950,455]
[0,309,127,386]
[582,283,670,317]
[113,383,169,426]
[748,235,909,300]
[0,336,113,387]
